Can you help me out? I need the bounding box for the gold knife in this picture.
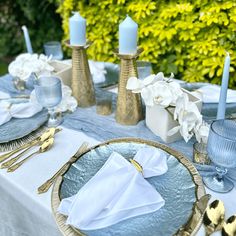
[37,142,89,194]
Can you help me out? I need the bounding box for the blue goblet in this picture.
[34,76,63,127]
[203,119,236,193]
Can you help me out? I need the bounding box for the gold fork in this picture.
[37,142,89,194]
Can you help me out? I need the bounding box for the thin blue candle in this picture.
[21,26,33,54]
[217,52,230,120]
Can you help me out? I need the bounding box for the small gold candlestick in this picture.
[114,48,143,125]
[65,40,95,107]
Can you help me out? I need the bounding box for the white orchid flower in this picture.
[126,71,207,143]
[141,85,154,106]
[194,121,210,144]
[15,53,32,62]
[155,72,165,81]
[174,93,189,120]
[152,81,173,107]
[39,54,52,62]
[168,81,183,104]
[179,121,194,142]
[8,53,54,81]
[126,77,144,93]
[142,74,157,86]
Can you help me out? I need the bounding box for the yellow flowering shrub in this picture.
[57,0,236,88]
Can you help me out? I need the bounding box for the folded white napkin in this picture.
[58,147,168,230]
[0,91,10,99]
[0,101,42,126]
[89,60,107,84]
[197,85,236,103]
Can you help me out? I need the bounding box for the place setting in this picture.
[1,3,236,236]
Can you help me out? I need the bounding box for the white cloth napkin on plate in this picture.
[0,91,10,99]
[0,101,42,126]
[197,85,236,103]
[58,147,168,230]
[89,60,107,84]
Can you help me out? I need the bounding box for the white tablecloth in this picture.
[0,127,235,236]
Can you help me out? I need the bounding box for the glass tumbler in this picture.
[137,61,152,80]
[44,41,63,60]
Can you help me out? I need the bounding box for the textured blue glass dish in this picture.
[0,110,48,143]
[60,142,197,236]
[203,119,236,193]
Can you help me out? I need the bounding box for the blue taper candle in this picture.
[217,52,230,119]
[21,26,33,54]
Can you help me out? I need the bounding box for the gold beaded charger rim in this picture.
[0,126,47,152]
[51,137,206,236]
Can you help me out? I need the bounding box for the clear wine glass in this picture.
[203,119,236,193]
[34,76,63,127]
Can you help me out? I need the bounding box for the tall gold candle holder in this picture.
[65,40,95,107]
[114,48,143,125]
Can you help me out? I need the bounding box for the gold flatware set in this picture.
[8,138,54,172]
[0,126,90,194]
[0,128,60,172]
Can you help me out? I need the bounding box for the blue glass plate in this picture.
[0,110,48,143]
[53,138,205,236]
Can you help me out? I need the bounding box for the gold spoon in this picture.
[1,128,60,169]
[222,215,236,236]
[7,138,54,172]
[203,199,225,235]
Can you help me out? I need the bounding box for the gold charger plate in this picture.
[51,138,209,236]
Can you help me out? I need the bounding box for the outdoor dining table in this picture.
[0,126,236,236]
[0,73,236,236]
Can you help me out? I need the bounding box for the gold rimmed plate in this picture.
[0,110,48,152]
[51,138,208,236]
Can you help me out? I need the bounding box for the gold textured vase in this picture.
[115,48,143,125]
[65,40,95,107]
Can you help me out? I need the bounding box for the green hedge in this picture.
[1,0,236,88]
[57,0,236,88]
[0,0,62,59]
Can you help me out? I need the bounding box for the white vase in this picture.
[145,89,202,143]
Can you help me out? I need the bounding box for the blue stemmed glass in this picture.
[34,76,63,127]
[203,119,236,193]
